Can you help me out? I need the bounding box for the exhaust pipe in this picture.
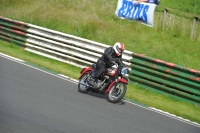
[79,82,90,87]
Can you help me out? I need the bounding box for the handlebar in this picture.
[111,61,118,69]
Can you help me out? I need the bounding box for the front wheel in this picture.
[107,82,127,103]
[78,73,90,93]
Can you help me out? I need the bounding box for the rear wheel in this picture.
[78,73,90,93]
[107,82,127,103]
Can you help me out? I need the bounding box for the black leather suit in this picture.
[94,47,125,79]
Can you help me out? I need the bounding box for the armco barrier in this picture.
[130,53,200,105]
[0,16,133,68]
[0,16,200,105]
[0,17,28,46]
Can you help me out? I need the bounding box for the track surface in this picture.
[0,55,199,133]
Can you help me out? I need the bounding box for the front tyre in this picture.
[78,73,90,94]
[107,82,127,103]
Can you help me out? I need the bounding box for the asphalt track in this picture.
[0,54,199,133]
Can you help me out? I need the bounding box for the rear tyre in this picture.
[78,73,90,94]
[107,82,127,103]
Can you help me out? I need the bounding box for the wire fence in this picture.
[155,6,200,41]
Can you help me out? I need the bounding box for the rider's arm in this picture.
[116,57,126,68]
[104,47,113,61]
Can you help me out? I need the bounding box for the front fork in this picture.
[105,77,128,94]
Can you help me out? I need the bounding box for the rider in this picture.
[89,42,126,87]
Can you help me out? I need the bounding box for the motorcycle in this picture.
[78,61,130,103]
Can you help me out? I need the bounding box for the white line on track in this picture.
[0,52,77,84]
[123,100,200,128]
[0,53,24,62]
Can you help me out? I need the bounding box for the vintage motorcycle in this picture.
[78,61,130,103]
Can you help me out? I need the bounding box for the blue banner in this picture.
[115,0,157,27]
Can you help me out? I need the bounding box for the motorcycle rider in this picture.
[89,42,126,87]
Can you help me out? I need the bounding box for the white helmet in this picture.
[113,42,125,56]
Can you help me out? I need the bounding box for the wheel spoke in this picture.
[109,83,123,100]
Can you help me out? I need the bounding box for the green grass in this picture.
[161,0,200,15]
[0,0,200,123]
[1,0,199,70]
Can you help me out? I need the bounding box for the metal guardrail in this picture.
[0,16,133,68]
[130,53,200,105]
[0,16,200,105]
